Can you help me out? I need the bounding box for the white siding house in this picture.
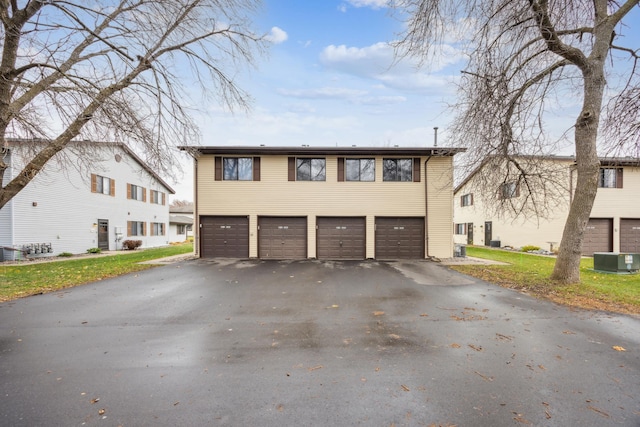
[0,140,174,260]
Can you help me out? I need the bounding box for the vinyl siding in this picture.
[1,145,172,257]
[454,161,640,253]
[196,154,455,259]
[0,151,14,251]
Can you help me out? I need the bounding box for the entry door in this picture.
[484,221,492,246]
[467,222,473,245]
[98,219,109,251]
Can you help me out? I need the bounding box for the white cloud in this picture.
[344,0,389,10]
[350,95,406,105]
[266,27,288,44]
[278,86,368,100]
[319,42,464,94]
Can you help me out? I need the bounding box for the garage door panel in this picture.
[259,217,307,259]
[620,219,640,253]
[317,217,366,259]
[582,218,613,256]
[200,216,249,258]
[375,217,424,259]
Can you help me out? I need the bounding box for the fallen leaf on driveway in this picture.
[468,344,483,352]
[373,311,385,316]
[308,365,323,372]
[90,398,100,404]
[587,405,610,418]
[98,409,106,415]
[474,371,493,382]
[401,385,410,392]
[612,346,626,352]
[450,343,461,348]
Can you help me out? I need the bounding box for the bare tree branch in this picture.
[0,0,267,209]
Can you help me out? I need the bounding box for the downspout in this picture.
[424,155,432,259]
[194,157,199,257]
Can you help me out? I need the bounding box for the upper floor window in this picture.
[383,158,413,182]
[296,158,326,181]
[461,193,473,207]
[346,158,375,182]
[215,156,260,181]
[91,174,114,196]
[128,184,146,201]
[224,157,253,181]
[500,181,519,199]
[599,168,622,188]
[150,190,165,205]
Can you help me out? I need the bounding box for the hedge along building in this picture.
[179,146,465,260]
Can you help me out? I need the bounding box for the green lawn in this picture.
[450,246,640,315]
[0,243,193,301]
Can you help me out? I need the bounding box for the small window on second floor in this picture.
[500,182,519,199]
[346,158,375,182]
[383,158,413,182]
[454,223,466,235]
[461,193,473,206]
[297,158,326,181]
[224,157,253,181]
[128,184,146,201]
[91,174,114,196]
[599,168,622,188]
[150,190,165,205]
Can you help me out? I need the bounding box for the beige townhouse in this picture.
[180,146,465,260]
[454,155,640,255]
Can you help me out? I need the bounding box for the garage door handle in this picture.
[339,241,343,246]
[224,240,227,244]
[397,241,401,246]
[282,241,285,244]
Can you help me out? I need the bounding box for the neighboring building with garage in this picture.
[180,145,465,260]
[453,155,640,255]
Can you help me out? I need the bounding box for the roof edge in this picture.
[179,145,466,157]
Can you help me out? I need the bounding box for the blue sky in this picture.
[191,0,460,151]
[172,0,640,201]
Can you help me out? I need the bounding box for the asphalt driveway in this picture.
[0,259,638,426]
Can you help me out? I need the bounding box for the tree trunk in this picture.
[551,64,604,283]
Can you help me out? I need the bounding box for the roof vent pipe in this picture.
[433,127,438,147]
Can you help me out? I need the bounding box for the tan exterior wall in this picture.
[454,162,640,252]
[591,166,640,252]
[195,154,455,259]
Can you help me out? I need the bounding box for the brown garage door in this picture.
[200,216,249,258]
[582,218,613,255]
[375,217,424,259]
[620,219,640,253]
[258,217,307,259]
[317,217,366,260]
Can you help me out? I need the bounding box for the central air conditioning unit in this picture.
[593,252,640,273]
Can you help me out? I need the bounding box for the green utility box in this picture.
[593,252,640,273]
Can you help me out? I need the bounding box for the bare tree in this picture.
[394,0,639,283]
[0,0,267,209]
